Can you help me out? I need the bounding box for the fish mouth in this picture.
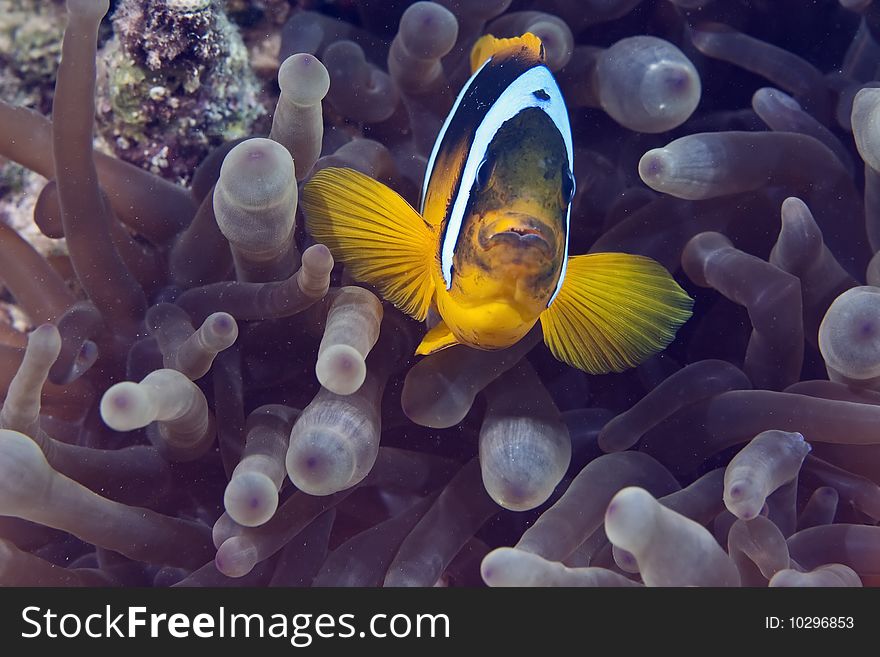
[479,215,556,257]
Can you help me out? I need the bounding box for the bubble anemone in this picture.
[0,0,877,589]
[819,286,880,386]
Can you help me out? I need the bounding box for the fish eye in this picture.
[476,156,493,189]
[562,168,576,204]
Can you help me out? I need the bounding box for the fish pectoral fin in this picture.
[415,320,461,356]
[470,33,545,73]
[301,167,436,321]
[540,253,693,374]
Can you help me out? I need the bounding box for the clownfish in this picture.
[301,33,693,374]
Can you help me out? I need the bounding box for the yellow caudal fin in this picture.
[415,319,460,355]
[301,167,436,321]
[470,32,545,73]
[540,253,693,374]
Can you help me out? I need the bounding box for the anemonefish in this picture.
[301,33,693,374]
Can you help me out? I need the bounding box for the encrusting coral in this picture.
[0,0,880,588]
[96,0,265,182]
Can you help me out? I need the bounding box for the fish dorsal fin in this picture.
[301,167,436,321]
[540,253,693,374]
[470,32,545,74]
[415,319,461,355]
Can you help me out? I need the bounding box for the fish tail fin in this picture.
[470,32,545,73]
[540,253,693,374]
[301,167,436,321]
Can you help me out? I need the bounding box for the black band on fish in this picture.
[431,62,573,300]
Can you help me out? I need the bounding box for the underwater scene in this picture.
[0,0,877,588]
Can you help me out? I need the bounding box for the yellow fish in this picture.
[302,34,693,374]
